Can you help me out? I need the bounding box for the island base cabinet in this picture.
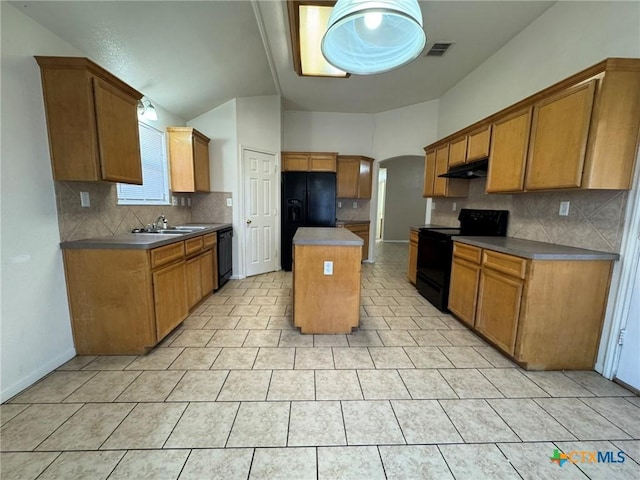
[293,244,361,333]
[153,261,189,341]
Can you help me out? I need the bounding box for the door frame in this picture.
[237,145,280,279]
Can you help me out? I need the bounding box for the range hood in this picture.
[439,158,488,179]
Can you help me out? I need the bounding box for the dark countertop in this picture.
[454,236,620,261]
[293,227,364,246]
[60,223,232,250]
[410,224,455,231]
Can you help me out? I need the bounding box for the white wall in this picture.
[438,1,640,136]
[0,4,83,401]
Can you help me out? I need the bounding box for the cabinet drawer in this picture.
[409,230,418,245]
[150,242,185,269]
[346,224,368,234]
[203,232,217,249]
[482,250,527,279]
[453,242,482,264]
[185,236,204,256]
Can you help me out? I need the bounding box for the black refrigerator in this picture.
[281,172,336,271]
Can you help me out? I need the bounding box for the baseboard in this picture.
[1,347,76,403]
[382,240,410,243]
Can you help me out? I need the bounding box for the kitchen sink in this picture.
[131,225,208,235]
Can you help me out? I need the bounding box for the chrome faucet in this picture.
[153,215,168,229]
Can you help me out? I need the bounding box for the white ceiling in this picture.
[14,1,554,120]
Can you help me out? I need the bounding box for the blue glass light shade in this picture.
[321,0,426,75]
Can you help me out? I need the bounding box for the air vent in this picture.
[425,42,455,57]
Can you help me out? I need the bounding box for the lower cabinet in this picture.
[448,241,613,370]
[343,223,369,261]
[186,248,216,309]
[153,260,189,341]
[407,230,418,284]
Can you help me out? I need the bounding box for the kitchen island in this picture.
[292,227,363,334]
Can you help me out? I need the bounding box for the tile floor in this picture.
[1,242,639,479]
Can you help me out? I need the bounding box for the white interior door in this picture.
[615,254,640,390]
[244,149,277,277]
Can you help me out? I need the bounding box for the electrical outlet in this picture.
[352,201,358,209]
[452,202,457,211]
[338,201,342,208]
[187,197,191,207]
[80,191,90,208]
[559,201,570,216]
[226,198,232,207]
[180,197,186,206]
[432,201,436,210]
[171,196,178,206]
[323,261,333,275]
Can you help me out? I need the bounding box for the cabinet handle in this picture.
[246,219,252,224]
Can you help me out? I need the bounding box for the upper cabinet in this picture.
[422,146,470,198]
[282,152,337,172]
[35,56,143,184]
[466,125,492,162]
[337,155,373,199]
[167,127,211,193]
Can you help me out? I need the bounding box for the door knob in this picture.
[246,219,252,224]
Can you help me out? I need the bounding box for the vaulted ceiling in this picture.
[14,1,554,120]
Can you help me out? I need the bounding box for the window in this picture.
[117,122,170,205]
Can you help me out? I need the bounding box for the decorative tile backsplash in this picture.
[55,181,191,242]
[337,199,371,222]
[191,192,233,224]
[431,180,627,253]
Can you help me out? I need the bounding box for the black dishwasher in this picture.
[217,226,233,288]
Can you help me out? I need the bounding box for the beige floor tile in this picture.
[315,370,363,400]
[180,316,210,329]
[243,330,281,347]
[267,370,315,401]
[116,371,185,402]
[612,439,640,463]
[81,356,137,370]
[108,449,189,480]
[579,397,640,438]
[439,369,504,398]
[378,289,401,297]
[267,316,295,329]
[268,288,291,296]
[313,334,349,347]
[157,328,187,347]
[275,296,292,305]
[318,446,385,480]
[227,402,290,447]
[380,445,454,480]
[38,450,125,480]
[413,304,443,316]
[332,347,375,369]
[166,370,228,401]
[1,404,82,451]
[208,329,249,347]
[37,403,134,451]
[288,401,346,446]
[392,400,462,443]
[389,306,421,316]
[203,305,235,316]
[522,371,595,397]
[250,447,316,480]
[404,347,454,368]
[295,347,334,369]
[440,399,520,443]
[346,330,383,347]
[555,440,640,480]
[342,400,405,445]
[534,397,631,440]
[179,448,253,480]
[9,371,96,403]
[359,317,390,330]
[168,347,220,369]
[358,370,410,400]
[364,305,394,316]
[360,296,374,305]
[245,288,268,296]
[368,347,414,368]
[165,402,239,448]
[408,330,452,346]
[258,305,288,316]
[377,331,418,347]
[473,346,518,368]
[211,347,258,369]
[217,370,272,401]
[170,330,214,347]
[101,402,187,449]
[439,346,493,368]
[250,296,277,305]
[371,296,399,305]
[440,329,486,346]
[399,370,458,399]
[1,404,29,426]
[125,348,184,370]
[230,305,262,316]
[624,396,640,408]
[497,442,589,480]
[64,371,141,403]
[480,368,549,398]
[0,452,60,480]
[253,347,295,369]
[488,398,576,441]
[278,330,313,347]
[57,355,97,370]
[438,315,469,329]
[412,317,449,329]
[204,316,240,329]
[564,371,635,396]
[236,316,270,329]
[393,296,427,306]
[439,444,521,480]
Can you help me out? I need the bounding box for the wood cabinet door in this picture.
[448,257,481,327]
[193,135,210,192]
[337,157,360,197]
[358,158,373,199]
[185,256,202,309]
[467,125,491,162]
[153,261,188,341]
[309,154,336,172]
[200,250,215,297]
[433,145,449,197]
[476,268,523,355]
[93,77,143,184]
[408,231,418,284]
[448,136,468,166]
[282,154,309,171]
[525,80,597,190]
[423,150,436,197]
[487,108,532,193]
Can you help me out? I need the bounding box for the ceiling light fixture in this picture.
[321,0,426,75]
[137,98,157,121]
